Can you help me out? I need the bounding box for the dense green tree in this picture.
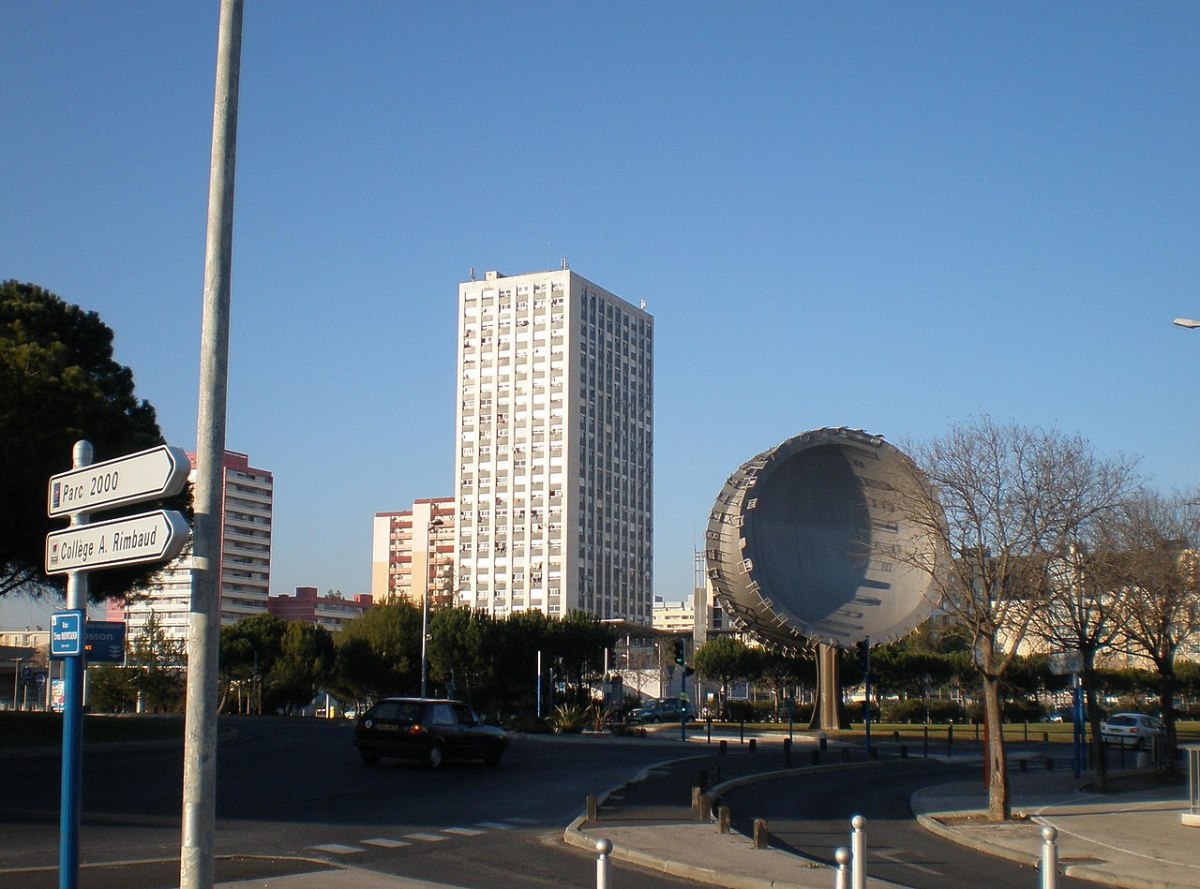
[0,280,189,601]
[551,611,616,707]
[756,648,813,718]
[218,614,287,713]
[126,611,186,712]
[333,600,422,701]
[269,622,335,713]
[428,606,495,706]
[694,636,758,717]
[87,665,139,713]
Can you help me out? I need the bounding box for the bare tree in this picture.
[895,417,1135,821]
[1101,491,1200,767]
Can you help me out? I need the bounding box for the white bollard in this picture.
[834,846,851,889]
[1041,825,1058,889]
[596,837,612,889]
[851,815,866,889]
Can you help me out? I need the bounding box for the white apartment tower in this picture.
[114,451,273,642]
[454,268,653,622]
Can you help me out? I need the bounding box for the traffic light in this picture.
[855,637,870,672]
[673,638,685,665]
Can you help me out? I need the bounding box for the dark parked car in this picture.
[354,697,508,769]
[628,698,696,725]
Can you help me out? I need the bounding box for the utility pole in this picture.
[181,2,242,887]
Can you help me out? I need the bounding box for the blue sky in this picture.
[2,3,1197,626]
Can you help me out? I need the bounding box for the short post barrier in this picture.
[947,723,954,756]
[892,730,900,742]
[586,794,598,822]
[923,724,929,758]
[1041,825,1058,889]
[718,805,731,834]
[740,721,746,743]
[595,838,612,889]
[783,737,792,767]
[752,818,768,849]
[699,793,712,821]
[819,735,828,752]
[691,786,703,814]
[749,738,757,754]
[1020,758,1028,773]
[706,716,712,744]
[850,815,866,889]
[719,739,728,755]
[1046,756,1054,771]
[1024,722,1029,743]
[811,749,820,766]
[834,847,851,889]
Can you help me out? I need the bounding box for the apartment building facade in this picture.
[454,268,653,622]
[370,497,456,606]
[110,450,273,642]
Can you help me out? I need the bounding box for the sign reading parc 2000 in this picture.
[48,444,190,517]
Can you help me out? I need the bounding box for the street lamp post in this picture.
[420,513,444,698]
[11,658,23,712]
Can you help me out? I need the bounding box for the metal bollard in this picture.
[698,792,712,821]
[947,723,954,756]
[1041,825,1058,889]
[740,721,746,743]
[893,730,900,742]
[718,805,731,834]
[719,738,728,755]
[749,737,757,754]
[900,744,907,759]
[595,838,612,889]
[834,847,851,889]
[923,724,929,758]
[692,785,703,814]
[850,815,866,889]
[753,818,768,849]
[587,794,598,822]
[820,735,828,752]
[784,737,792,767]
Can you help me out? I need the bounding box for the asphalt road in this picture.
[0,717,709,889]
[720,757,1098,889]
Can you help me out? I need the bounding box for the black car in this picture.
[354,697,508,769]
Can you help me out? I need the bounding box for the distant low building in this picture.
[267,586,372,633]
[652,597,694,632]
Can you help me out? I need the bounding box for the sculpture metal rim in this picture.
[705,427,946,652]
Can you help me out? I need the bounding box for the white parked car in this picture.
[1100,712,1164,749]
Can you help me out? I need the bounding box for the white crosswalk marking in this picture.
[442,827,486,836]
[405,832,450,842]
[362,838,411,848]
[311,843,363,855]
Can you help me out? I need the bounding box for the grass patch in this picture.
[0,711,184,749]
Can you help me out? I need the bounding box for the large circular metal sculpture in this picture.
[705,427,946,652]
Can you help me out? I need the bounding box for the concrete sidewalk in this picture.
[914,765,1198,889]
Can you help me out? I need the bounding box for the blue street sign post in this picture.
[45,441,189,889]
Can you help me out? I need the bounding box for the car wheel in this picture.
[484,745,504,767]
[1135,737,1146,751]
[426,742,445,770]
[360,751,380,766]
[650,716,661,724]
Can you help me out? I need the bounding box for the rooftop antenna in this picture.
[469,267,476,281]
[640,299,647,310]
[560,257,569,270]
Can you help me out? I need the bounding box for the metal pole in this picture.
[850,815,866,889]
[1041,826,1058,889]
[595,838,612,889]
[181,2,242,887]
[536,649,543,718]
[11,657,22,711]
[59,439,92,889]
[834,847,851,889]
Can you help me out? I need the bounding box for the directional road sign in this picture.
[48,444,190,517]
[45,509,189,575]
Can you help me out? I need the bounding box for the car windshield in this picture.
[368,701,422,725]
[1108,716,1136,727]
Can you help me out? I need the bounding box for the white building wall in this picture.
[454,268,652,622]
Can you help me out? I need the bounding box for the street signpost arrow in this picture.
[48,444,190,517]
[45,509,189,574]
